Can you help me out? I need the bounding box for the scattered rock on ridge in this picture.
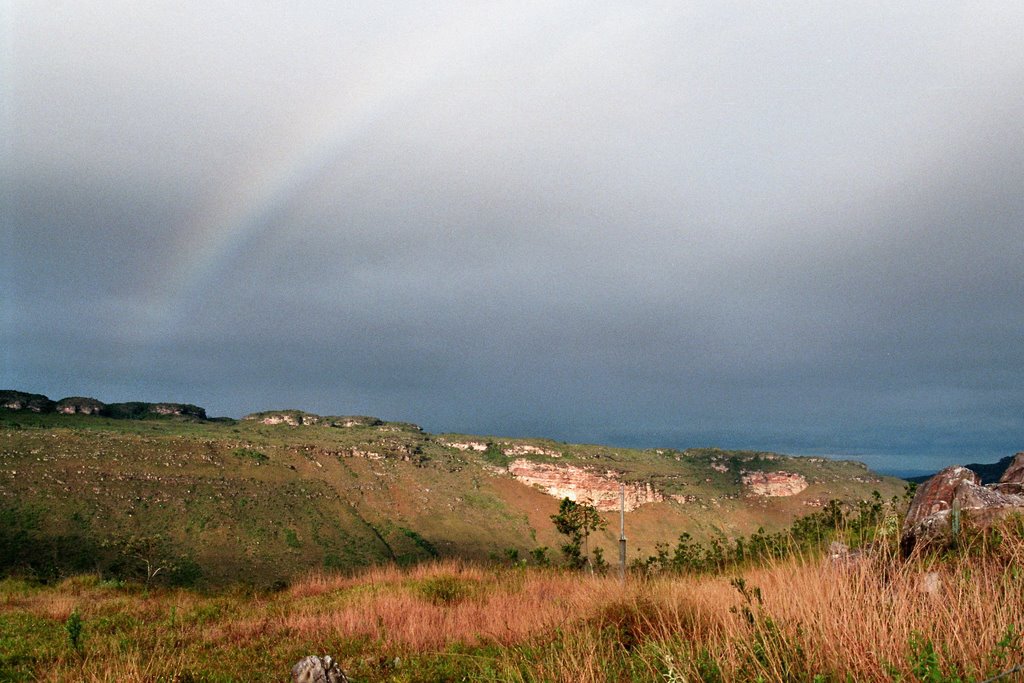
[901,453,1024,554]
[440,440,489,452]
[330,416,382,428]
[503,443,562,457]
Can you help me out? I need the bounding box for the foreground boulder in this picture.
[291,655,348,683]
[901,453,1024,554]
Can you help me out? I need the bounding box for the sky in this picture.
[3,2,1023,475]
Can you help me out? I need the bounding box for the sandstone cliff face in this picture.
[741,471,808,497]
[506,459,663,511]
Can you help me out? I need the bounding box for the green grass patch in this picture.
[232,448,268,462]
[413,575,477,605]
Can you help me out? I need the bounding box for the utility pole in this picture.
[618,484,626,585]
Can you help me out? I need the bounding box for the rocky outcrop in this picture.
[55,397,106,415]
[244,411,384,428]
[332,416,383,428]
[245,410,320,426]
[150,403,207,419]
[292,655,348,683]
[741,471,808,497]
[507,459,663,511]
[997,454,1024,493]
[901,453,1024,554]
[267,414,306,426]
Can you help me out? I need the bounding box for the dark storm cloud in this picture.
[4,2,1024,472]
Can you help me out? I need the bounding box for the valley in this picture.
[1,391,905,587]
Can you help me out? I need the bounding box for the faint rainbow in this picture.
[151,6,576,338]
[152,19,498,339]
[154,81,410,337]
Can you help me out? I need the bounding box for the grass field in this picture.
[2,530,1022,682]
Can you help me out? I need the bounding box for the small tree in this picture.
[551,498,607,570]
[103,534,176,588]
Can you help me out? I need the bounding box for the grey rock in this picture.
[291,655,348,683]
[919,571,941,597]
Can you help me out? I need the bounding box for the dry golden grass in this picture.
[225,559,624,651]
[2,540,1022,681]
[460,536,1023,681]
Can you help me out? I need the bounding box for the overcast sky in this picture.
[4,2,1023,473]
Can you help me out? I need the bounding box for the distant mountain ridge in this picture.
[1,389,206,420]
[905,455,1018,485]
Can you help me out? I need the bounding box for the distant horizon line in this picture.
[5,386,1018,481]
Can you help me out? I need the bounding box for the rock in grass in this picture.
[291,655,348,683]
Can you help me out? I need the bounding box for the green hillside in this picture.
[0,395,906,587]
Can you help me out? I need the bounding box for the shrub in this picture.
[232,448,268,462]
[65,609,83,653]
[416,575,474,605]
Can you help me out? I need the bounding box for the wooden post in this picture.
[951,498,961,538]
[618,484,626,584]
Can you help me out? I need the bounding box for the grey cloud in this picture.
[5,2,1024,474]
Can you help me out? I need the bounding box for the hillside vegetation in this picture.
[0,393,905,587]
